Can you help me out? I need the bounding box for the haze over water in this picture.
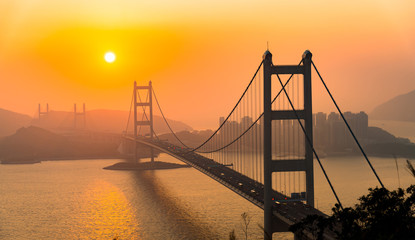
[1,154,413,240]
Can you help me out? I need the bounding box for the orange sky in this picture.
[1,1,415,129]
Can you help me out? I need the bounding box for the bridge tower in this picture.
[133,81,154,162]
[263,50,314,238]
[38,103,49,119]
[74,103,86,129]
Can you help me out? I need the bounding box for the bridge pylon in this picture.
[38,103,49,119]
[263,50,314,238]
[73,103,86,129]
[133,81,154,163]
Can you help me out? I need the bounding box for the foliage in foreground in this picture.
[290,185,415,240]
[229,212,266,240]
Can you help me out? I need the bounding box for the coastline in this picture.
[0,156,123,164]
[0,153,156,164]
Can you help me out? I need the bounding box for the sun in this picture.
[104,51,116,63]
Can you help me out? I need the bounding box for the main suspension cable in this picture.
[191,61,264,152]
[196,60,303,154]
[124,88,134,136]
[152,87,191,148]
[311,60,384,188]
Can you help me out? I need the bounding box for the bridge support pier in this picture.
[263,50,314,239]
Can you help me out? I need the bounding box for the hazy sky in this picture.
[1,0,415,129]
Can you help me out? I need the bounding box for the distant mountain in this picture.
[0,126,120,162]
[0,107,192,137]
[0,126,67,158]
[31,109,193,134]
[0,108,32,137]
[371,90,415,122]
[30,110,74,130]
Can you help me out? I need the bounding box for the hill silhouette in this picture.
[0,108,193,137]
[31,109,192,134]
[0,108,32,137]
[371,90,415,121]
[0,108,193,162]
[0,126,120,162]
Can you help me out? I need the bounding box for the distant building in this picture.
[241,116,253,127]
[313,111,369,152]
[219,117,225,127]
[356,111,368,139]
[314,112,328,147]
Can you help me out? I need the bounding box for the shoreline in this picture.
[0,154,153,164]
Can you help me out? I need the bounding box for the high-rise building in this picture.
[313,111,369,152]
[356,111,368,139]
[219,117,225,127]
[314,112,328,148]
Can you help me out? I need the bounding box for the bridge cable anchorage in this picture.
[196,60,303,154]
[124,88,134,136]
[190,61,264,152]
[311,61,385,188]
[276,73,344,210]
[152,87,191,148]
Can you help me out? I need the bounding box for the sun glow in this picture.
[104,51,116,63]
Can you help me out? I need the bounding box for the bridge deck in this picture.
[127,137,330,234]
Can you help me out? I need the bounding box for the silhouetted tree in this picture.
[229,212,267,240]
[240,212,252,240]
[290,185,415,240]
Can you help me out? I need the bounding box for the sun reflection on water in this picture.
[76,179,140,239]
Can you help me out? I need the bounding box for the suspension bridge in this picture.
[122,50,384,239]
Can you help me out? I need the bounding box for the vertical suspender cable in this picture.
[276,73,344,209]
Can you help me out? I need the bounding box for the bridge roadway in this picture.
[127,137,334,236]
